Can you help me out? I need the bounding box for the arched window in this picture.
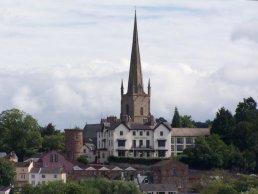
[140,107,144,115]
[126,104,129,115]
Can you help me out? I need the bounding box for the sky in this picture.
[0,0,257,129]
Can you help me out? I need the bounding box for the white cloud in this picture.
[0,0,257,129]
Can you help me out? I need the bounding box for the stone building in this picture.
[65,128,84,161]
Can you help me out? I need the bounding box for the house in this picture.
[40,150,74,174]
[140,184,178,194]
[151,159,189,191]
[15,161,34,188]
[171,128,210,156]
[83,143,96,163]
[0,151,18,163]
[0,186,11,194]
[29,167,66,186]
[97,121,172,163]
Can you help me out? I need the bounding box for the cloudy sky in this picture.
[0,0,257,129]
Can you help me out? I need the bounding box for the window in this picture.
[158,150,166,157]
[120,131,123,136]
[118,140,126,147]
[132,140,136,148]
[186,137,193,144]
[177,137,184,144]
[146,131,149,136]
[160,131,163,136]
[118,150,125,157]
[146,140,150,148]
[42,174,45,178]
[133,131,136,136]
[177,145,184,151]
[158,192,165,194]
[54,174,57,178]
[171,145,175,151]
[140,131,143,136]
[31,174,35,179]
[169,192,176,194]
[158,140,166,147]
[50,154,58,162]
[140,107,143,115]
[139,140,143,147]
[171,137,174,144]
[20,174,26,180]
[102,153,105,158]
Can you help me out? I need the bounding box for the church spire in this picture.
[127,10,144,95]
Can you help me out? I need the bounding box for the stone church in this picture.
[83,12,210,163]
[84,12,172,163]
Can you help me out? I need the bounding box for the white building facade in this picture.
[97,122,172,163]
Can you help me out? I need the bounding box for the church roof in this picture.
[127,11,145,95]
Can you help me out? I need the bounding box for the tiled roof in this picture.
[30,168,41,173]
[140,184,177,192]
[40,167,63,174]
[16,162,31,167]
[172,128,210,137]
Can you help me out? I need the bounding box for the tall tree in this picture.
[0,109,42,160]
[171,107,181,127]
[211,107,235,145]
[180,115,195,128]
[235,97,258,123]
[0,158,16,186]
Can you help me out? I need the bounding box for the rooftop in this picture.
[172,128,210,137]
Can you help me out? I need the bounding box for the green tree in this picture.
[0,158,16,186]
[40,123,57,136]
[41,133,65,152]
[211,107,235,145]
[0,109,42,160]
[180,135,229,169]
[235,97,258,123]
[180,115,195,128]
[77,155,89,165]
[171,107,181,127]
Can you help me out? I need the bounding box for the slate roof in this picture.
[83,123,103,145]
[16,162,31,167]
[172,128,210,137]
[140,183,177,192]
[30,168,41,173]
[40,167,63,174]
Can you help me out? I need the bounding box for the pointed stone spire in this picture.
[121,79,124,96]
[127,10,144,95]
[148,78,151,96]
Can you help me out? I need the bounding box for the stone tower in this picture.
[120,11,151,123]
[65,128,83,161]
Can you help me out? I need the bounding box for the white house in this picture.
[97,121,172,163]
[29,167,66,186]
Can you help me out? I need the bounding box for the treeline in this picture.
[180,97,258,172]
[0,109,64,161]
[19,178,142,194]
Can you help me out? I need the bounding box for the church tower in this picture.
[120,11,151,123]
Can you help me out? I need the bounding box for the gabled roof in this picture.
[172,128,210,137]
[73,166,83,171]
[154,122,171,131]
[98,166,109,171]
[125,166,136,171]
[40,167,63,174]
[112,166,123,171]
[85,166,96,171]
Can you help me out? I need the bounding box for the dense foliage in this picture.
[19,179,143,194]
[77,155,89,165]
[0,158,16,186]
[181,97,258,172]
[0,109,65,161]
[199,174,258,194]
